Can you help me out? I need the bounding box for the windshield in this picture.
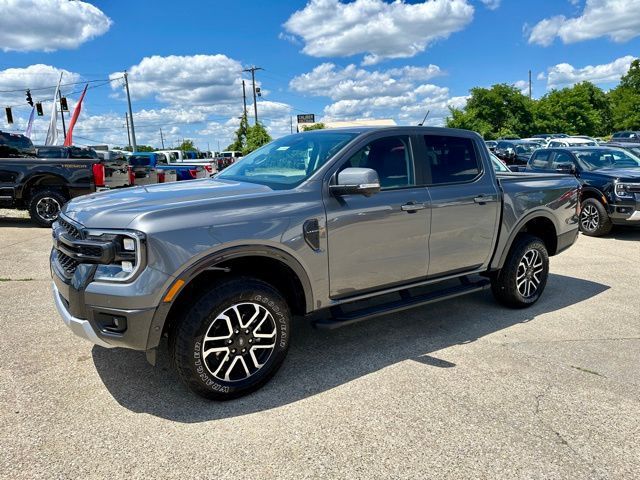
[573,149,640,170]
[515,143,538,154]
[491,154,510,172]
[217,131,359,189]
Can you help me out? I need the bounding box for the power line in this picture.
[0,76,123,94]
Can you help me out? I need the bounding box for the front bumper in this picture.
[52,282,113,349]
[609,198,640,224]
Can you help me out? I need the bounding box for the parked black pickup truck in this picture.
[0,132,109,226]
[526,146,640,236]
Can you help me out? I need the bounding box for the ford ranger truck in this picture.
[50,127,580,400]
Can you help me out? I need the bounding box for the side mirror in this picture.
[330,167,381,197]
[555,163,576,174]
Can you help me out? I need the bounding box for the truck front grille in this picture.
[58,217,83,239]
[57,251,80,276]
[54,215,85,277]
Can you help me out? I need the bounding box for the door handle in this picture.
[473,195,497,204]
[401,202,426,212]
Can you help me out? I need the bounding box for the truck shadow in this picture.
[607,226,640,241]
[92,273,609,423]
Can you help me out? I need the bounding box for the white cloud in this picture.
[480,0,501,9]
[283,0,474,65]
[543,55,636,89]
[513,80,531,95]
[0,64,81,106]
[528,0,640,46]
[290,63,443,101]
[110,54,244,106]
[0,0,111,52]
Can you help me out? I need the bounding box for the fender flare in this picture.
[580,186,608,205]
[145,245,315,352]
[491,209,559,270]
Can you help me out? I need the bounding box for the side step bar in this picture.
[313,278,491,330]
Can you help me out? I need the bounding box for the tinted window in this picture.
[423,135,480,184]
[343,136,413,189]
[551,152,575,169]
[573,149,640,170]
[36,148,65,158]
[156,153,168,165]
[529,150,551,169]
[129,155,152,166]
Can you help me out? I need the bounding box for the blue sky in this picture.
[0,0,639,150]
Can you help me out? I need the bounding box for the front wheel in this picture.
[579,198,612,237]
[491,234,549,308]
[170,277,291,400]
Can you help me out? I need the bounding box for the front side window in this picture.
[342,136,413,189]
[423,135,481,184]
[551,152,575,169]
[217,131,358,189]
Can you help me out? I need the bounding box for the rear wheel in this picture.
[170,277,290,400]
[491,234,549,308]
[28,189,67,227]
[579,198,612,237]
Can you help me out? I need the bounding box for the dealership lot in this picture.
[0,210,639,479]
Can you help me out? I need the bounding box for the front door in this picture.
[324,134,431,298]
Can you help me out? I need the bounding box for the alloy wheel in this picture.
[516,249,544,298]
[35,197,61,222]
[201,302,277,382]
[580,204,599,232]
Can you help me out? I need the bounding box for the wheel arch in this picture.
[580,186,607,205]
[20,173,70,201]
[146,245,314,352]
[492,210,559,270]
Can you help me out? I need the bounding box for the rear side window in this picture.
[423,135,480,184]
[128,155,151,166]
[529,150,551,169]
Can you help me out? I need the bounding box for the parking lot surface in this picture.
[1,209,639,479]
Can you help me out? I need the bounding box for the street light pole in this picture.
[124,71,137,152]
[243,66,263,124]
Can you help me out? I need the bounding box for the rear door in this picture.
[418,134,501,277]
[324,133,431,298]
[526,149,554,172]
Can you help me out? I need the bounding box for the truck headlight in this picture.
[84,229,145,282]
[614,182,633,199]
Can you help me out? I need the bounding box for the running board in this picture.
[313,278,491,330]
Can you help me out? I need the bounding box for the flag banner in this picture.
[45,73,62,146]
[24,107,35,138]
[63,84,88,147]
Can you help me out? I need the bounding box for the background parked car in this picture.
[36,146,130,190]
[547,137,598,148]
[611,131,640,143]
[215,150,243,170]
[525,146,640,236]
[605,142,640,158]
[127,152,178,186]
[156,149,216,175]
[494,140,540,165]
[485,140,497,152]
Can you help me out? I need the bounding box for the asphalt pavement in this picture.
[0,209,639,479]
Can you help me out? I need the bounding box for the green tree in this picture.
[609,59,640,130]
[244,122,272,155]
[533,82,612,136]
[446,84,534,139]
[300,122,326,131]
[114,144,156,152]
[176,139,196,151]
[226,113,249,151]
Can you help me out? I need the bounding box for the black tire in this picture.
[579,198,612,237]
[27,189,67,227]
[170,277,291,400]
[491,234,549,308]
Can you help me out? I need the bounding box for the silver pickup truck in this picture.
[50,127,580,400]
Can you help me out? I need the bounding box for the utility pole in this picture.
[243,66,263,124]
[125,113,131,150]
[57,89,67,139]
[290,116,293,134]
[160,127,165,149]
[528,70,532,100]
[242,80,247,118]
[123,71,137,152]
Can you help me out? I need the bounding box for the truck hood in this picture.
[62,178,272,228]
[589,167,640,182]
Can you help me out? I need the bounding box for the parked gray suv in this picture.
[51,127,580,400]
